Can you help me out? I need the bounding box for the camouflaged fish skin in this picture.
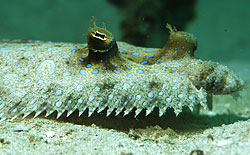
[0,23,244,120]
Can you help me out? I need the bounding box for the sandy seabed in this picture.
[0,60,249,155]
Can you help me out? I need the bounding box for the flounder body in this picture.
[0,20,244,120]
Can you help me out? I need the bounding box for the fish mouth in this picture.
[221,73,245,94]
[205,67,245,95]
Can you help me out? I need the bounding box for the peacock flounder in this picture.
[0,18,244,120]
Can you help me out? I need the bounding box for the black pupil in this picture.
[95,32,105,39]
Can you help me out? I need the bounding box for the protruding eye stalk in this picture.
[86,17,118,53]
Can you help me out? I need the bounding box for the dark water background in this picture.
[0,0,249,62]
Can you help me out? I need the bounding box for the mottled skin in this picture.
[0,22,244,120]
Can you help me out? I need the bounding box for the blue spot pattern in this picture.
[141,60,148,64]
[137,69,144,74]
[125,65,132,70]
[132,52,139,56]
[171,68,177,71]
[113,69,121,74]
[78,58,84,62]
[92,69,99,74]
[86,64,92,68]
[145,55,154,58]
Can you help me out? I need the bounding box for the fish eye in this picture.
[94,31,105,40]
